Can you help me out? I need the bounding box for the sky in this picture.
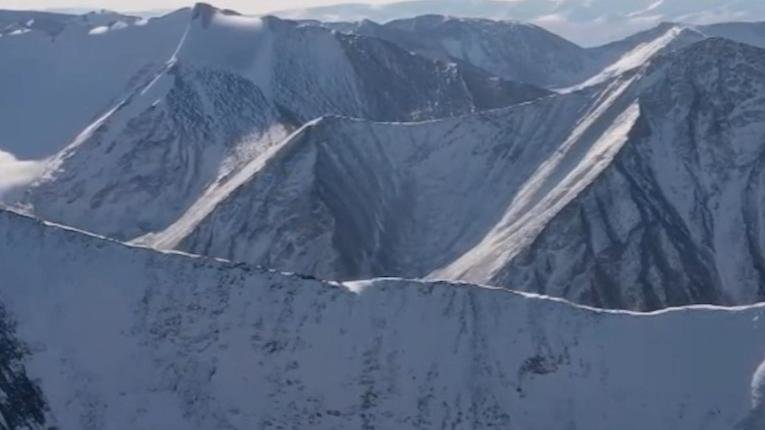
[0,0,396,14]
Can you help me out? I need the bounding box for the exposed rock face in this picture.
[0,305,47,430]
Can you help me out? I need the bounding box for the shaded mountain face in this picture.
[0,8,190,158]
[1,208,764,429]
[492,38,765,309]
[146,38,765,311]
[20,4,547,241]
[0,304,47,430]
[328,18,765,91]
[328,15,593,88]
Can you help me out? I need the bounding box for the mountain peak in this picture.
[191,2,242,28]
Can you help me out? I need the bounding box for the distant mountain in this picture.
[20,3,547,241]
[0,8,189,159]
[325,15,594,88]
[2,207,764,429]
[136,37,765,311]
[327,17,765,90]
[275,0,765,46]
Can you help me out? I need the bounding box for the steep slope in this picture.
[330,18,713,90]
[490,38,765,309]
[0,8,189,158]
[1,207,765,429]
[179,5,547,122]
[331,15,592,88]
[148,85,604,280]
[568,22,706,91]
[700,22,765,49]
[153,38,765,311]
[20,3,546,241]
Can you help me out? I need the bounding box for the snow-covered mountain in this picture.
[492,38,765,309]
[1,207,764,429]
[0,8,190,159]
[137,37,765,311]
[325,15,594,88]
[18,3,547,241]
[327,17,765,91]
[274,0,765,47]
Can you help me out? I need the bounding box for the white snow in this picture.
[1,207,764,429]
[435,81,641,283]
[134,121,297,249]
[565,25,685,91]
[0,9,188,158]
[88,25,109,35]
[753,360,765,408]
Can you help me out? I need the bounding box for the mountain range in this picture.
[3,4,764,310]
[275,0,765,46]
[2,2,765,427]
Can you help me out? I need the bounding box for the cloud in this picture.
[0,151,45,198]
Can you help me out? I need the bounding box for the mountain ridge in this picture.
[137,37,765,311]
[20,3,547,241]
[2,206,765,428]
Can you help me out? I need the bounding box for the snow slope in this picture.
[1,207,765,429]
[331,18,765,91]
[493,38,765,309]
[149,38,765,311]
[700,21,765,49]
[0,8,189,158]
[150,89,600,281]
[19,3,546,241]
[328,15,593,88]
